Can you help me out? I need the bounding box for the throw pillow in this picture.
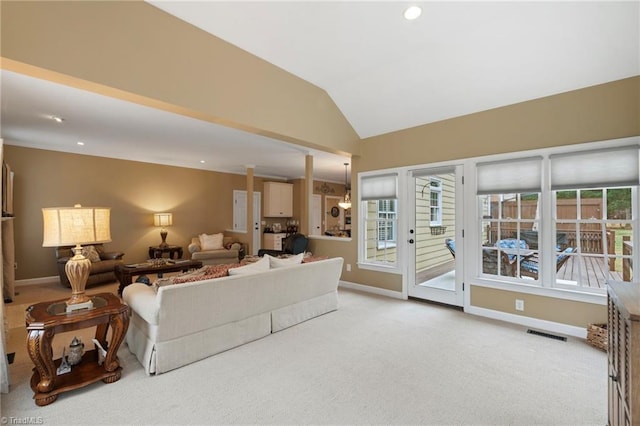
[199,233,224,251]
[81,245,101,262]
[302,255,329,263]
[187,243,201,254]
[228,256,270,275]
[267,253,304,268]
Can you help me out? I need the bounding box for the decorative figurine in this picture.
[92,338,107,365]
[67,336,84,366]
[56,347,71,375]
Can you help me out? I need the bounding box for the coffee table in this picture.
[115,259,203,295]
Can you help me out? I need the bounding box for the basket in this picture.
[586,323,608,351]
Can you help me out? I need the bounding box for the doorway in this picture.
[408,166,464,306]
[324,195,344,235]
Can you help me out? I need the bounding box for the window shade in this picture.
[361,173,398,200]
[550,146,639,190]
[476,156,542,195]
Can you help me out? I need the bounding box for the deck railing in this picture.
[623,236,633,281]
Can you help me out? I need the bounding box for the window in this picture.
[477,157,542,281]
[360,173,399,267]
[553,187,634,291]
[475,145,638,293]
[429,178,442,226]
[479,193,540,279]
[362,199,397,264]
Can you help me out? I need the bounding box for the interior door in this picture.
[252,192,261,255]
[407,165,464,306]
[310,194,322,236]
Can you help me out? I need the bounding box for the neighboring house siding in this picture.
[365,201,397,263]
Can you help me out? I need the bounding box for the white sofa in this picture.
[122,257,343,375]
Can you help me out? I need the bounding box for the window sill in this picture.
[357,262,401,274]
[469,277,606,305]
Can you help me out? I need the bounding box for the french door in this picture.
[407,165,464,306]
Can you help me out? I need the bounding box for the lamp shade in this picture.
[153,212,173,227]
[42,205,111,247]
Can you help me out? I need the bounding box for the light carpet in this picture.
[2,285,607,425]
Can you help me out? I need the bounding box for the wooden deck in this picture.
[556,256,622,289]
[417,255,625,289]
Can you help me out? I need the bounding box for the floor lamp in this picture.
[42,205,111,312]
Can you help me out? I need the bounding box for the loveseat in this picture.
[123,256,343,375]
[55,244,125,288]
[188,233,246,265]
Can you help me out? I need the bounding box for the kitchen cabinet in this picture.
[264,182,293,217]
[263,233,287,251]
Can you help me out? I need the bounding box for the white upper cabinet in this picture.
[263,182,293,217]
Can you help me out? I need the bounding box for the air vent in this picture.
[527,329,567,342]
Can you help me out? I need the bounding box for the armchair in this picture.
[258,233,309,258]
[55,244,124,288]
[188,234,246,266]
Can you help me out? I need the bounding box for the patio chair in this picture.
[445,238,456,258]
[520,247,575,279]
[482,249,516,276]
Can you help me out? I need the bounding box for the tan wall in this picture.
[4,146,269,280]
[0,0,359,156]
[359,76,639,171]
[470,286,608,327]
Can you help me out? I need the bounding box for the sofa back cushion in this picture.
[266,253,304,268]
[228,256,270,275]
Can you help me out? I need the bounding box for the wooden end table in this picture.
[115,259,203,295]
[148,245,183,259]
[25,292,130,406]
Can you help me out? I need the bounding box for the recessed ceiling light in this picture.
[77,141,84,146]
[200,160,205,164]
[51,116,64,123]
[404,5,422,20]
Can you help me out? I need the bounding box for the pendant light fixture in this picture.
[338,162,351,209]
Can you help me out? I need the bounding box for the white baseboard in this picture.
[466,306,588,339]
[339,280,405,300]
[16,276,60,287]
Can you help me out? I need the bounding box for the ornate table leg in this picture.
[103,307,130,375]
[26,328,57,397]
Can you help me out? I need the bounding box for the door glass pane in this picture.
[415,172,455,291]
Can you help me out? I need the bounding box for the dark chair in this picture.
[445,238,456,258]
[482,248,516,277]
[258,233,309,257]
[520,247,575,279]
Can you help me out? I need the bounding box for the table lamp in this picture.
[153,212,173,248]
[42,205,111,312]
